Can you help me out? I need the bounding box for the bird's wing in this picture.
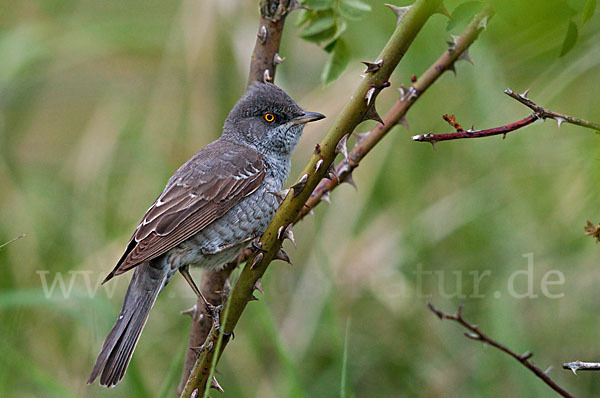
[103,140,265,282]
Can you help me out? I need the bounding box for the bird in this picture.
[87,82,325,387]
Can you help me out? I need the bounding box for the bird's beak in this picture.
[289,111,326,126]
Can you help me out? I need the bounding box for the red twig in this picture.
[413,88,600,146]
[428,302,575,398]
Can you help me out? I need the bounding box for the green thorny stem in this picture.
[301,4,494,217]
[180,1,447,395]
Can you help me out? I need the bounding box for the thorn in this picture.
[327,162,338,182]
[406,86,418,101]
[520,88,531,98]
[448,63,456,76]
[211,376,224,393]
[363,104,384,125]
[435,4,452,19]
[315,159,323,172]
[555,117,565,128]
[478,15,488,30]
[273,52,285,64]
[291,173,309,197]
[278,224,296,247]
[504,88,513,95]
[503,133,507,139]
[571,367,577,375]
[458,50,474,65]
[288,0,309,11]
[544,366,553,375]
[191,388,199,398]
[263,69,272,83]
[249,294,259,301]
[398,115,409,129]
[257,25,268,44]
[520,351,533,360]
[365,87,376,106]
[181,303,198,318]
[353,131,369,143]
[336,133,349,159]
[398,85,408,101]
[341,171,357,190]
[250,252,264,269]
[361,59,383,74]
[253,278,264,294]
[446,35,460,52]
[321,190,331,203]
[385,4,411,25]
[430,141,437,151]
[274,248,291,264]
[266,188,290,203]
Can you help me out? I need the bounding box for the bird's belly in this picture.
[166,179,281,270]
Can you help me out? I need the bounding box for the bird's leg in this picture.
[179,265,221,326]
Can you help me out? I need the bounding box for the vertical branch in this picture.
[247,0,303,86]
[177,0,298,395]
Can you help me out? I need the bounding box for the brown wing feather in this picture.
[103,140,265,282]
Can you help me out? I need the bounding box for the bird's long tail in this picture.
[88,260,169,387]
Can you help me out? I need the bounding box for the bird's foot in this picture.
[205,303,223,331]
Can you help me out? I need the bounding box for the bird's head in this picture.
[223,83,325,157]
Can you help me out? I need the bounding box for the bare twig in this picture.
[563,361,600,374]
[412,88,600,145]
[180,1,446,395]
[428,302,575,398]
[505,89,600,132]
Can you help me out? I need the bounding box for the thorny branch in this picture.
[412,88,600,146]
[299,4,494,218]
[178,0,301,395]
[563,361,600,374]
[428,302,575,398]
[180,0,447,395]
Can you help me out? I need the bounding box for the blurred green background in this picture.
[1,0,599,397]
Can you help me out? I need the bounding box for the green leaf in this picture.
[338,0,372,20]
[303,0,334,11]
[299,16,336,43]
[330,20,347,44]
[559,20,578,57]
[295,9,311,27]
[582,0,597,24]
[322,38,350,85]
[447,1,483,31]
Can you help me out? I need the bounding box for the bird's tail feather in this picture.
[88,261,168,387]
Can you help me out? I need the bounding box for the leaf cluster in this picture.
[296,0,372,84]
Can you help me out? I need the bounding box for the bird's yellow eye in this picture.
[264,113,275,122]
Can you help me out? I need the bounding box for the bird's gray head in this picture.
[223,83,325,157]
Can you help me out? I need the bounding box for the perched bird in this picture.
[88,82,325,387]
